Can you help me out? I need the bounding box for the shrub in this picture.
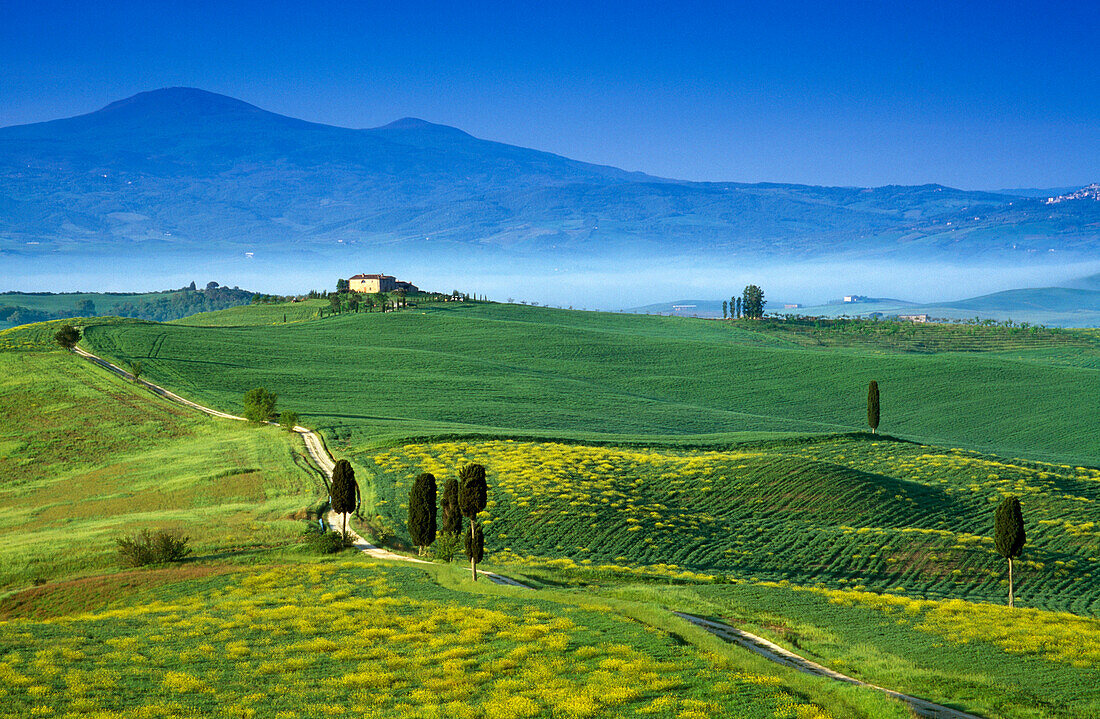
[242,387,277,423]
[279,410,300,431]
[300,522,350,554]
[431,531,462,562]
[54,324,80,349]
[116,529,191,567]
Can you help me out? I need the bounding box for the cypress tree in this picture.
[734,296,741,319]
[458,463,488,580]
[330,459,359,540]
[440,478,463,535]
[995,496,1026,607]
[464,521,484,568]
[867,380,880,434]
[407,472,438,555]
[722,300,728,320]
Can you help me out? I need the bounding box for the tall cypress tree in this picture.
[440,478,463,535]
[458,463,488,581]
[330,459,359,540]
[734,296,741,319]
[867,380,880,434]
[995,496,1026,607]
[408,472,438,555]
[722,300,728,319]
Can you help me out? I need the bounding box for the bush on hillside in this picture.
[54,324,80,349]
[116,529,191,567]
[279,410,300,431]
[300,522,351,554]
[430,532,462,562]
[243,387,277,423]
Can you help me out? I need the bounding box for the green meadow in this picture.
[70,302,1100,466]
[366,436,1100,613]
[1,301,1099,717]
[0,350,324,587]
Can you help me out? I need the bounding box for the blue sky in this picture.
[2,0,1097,188]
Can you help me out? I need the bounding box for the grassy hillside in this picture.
[78,302,1100,465]
[0,558,910,719]
[0,286,255,330]
[366,435,1100,613]
[612,581,1100,718]
[0,350,323,588]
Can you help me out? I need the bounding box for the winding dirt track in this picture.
[675,614,985,718]
[72,345,981,717]
[71,346,529,585]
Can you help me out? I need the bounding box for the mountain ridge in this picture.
[2,87,1099,263]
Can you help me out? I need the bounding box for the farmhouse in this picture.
[348,273,418,293]
[898,313,929,323]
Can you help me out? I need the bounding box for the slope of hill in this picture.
[3,87,1099,265]
[70,301,1100,466]
[0,285,255,330]
[0,349,320,588]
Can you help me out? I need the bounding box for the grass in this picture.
[69,302,1100,466]
[0,351,324,589]
[0,558,905,719]
[4,303,1099,716]
[171,299,330,326]
[607,581,1100,718]
[365,435,1100,613]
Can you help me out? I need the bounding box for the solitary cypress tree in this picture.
[995,496,1026,607]
[440,478,463,535]
[867,380,880,434]
[330,459,359,540]
[722,300,728,319]
[458,463,488,580]
[407,472,438,555]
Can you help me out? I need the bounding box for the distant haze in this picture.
[2,88,1099,310]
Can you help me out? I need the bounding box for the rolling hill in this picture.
[3,87,1100,267]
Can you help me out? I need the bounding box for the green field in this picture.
[70,301,1100,466]
[0,558,913,719]
[0,350,324,588]
[610,581,1100,718]
[3,302,1099,717]
[365,436,1100,614]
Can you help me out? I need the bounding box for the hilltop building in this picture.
[348,273,418,293]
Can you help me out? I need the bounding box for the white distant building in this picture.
[899,314,929,323]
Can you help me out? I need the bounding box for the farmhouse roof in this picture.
[349,273,394,280]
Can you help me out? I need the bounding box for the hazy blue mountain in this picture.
[2,87,1099,263]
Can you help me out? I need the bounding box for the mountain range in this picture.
[3,87,1099,265]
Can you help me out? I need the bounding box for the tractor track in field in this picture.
[71,344,982,717]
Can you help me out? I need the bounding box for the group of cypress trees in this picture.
[721,286,764,319]
[407,463,489,580]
